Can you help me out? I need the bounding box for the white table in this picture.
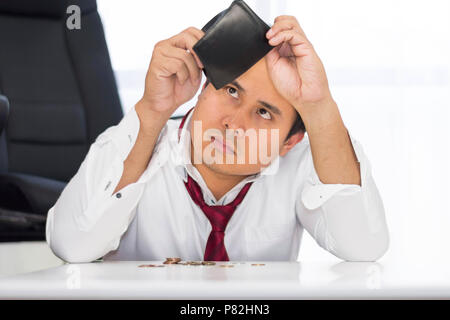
[1,259,450,299]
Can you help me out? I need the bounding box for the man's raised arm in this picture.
[46,27,205,263]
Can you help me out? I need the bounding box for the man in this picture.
[46,16,389,263]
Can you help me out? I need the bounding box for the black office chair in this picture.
[0,0,123,241]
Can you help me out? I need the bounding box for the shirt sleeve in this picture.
[295,133,390,262]
[46,105,168,263]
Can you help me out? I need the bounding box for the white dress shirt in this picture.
[46,105,389,263]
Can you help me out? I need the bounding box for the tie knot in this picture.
[184,175,252,226]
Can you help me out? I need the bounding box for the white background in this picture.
[96,0,450,265]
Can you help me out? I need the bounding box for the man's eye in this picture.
[226,86,239,99]
[257,108,271,120]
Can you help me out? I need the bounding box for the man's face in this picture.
[189,58,304,177]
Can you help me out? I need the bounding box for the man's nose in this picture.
[222,109,246,134]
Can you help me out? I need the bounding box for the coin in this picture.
[251,264,266,266]
[187,261,202,265]
[163,257,182,264]
[138,264,165,268]
[201,261,216,266]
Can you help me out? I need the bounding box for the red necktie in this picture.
[178,108,253,261]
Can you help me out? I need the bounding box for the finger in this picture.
[171,29,205,69]
[269,30,306,45]
[271,15,307,38]
[274,15,295,22]
[159,56,190,85]
[161,45,201,83]
[268,30,313,58]
[267,19,300,39]
[184,26,205,41]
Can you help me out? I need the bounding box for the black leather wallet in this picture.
[193,0,273,90]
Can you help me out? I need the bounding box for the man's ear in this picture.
[279,131,305,157]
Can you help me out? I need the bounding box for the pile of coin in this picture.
[178,261,216,266]
[138,264,165,268]
[161,258,218,266]
[163,257,182,264]
[138,259,264,268]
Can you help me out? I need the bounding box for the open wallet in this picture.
[192,0,273,90]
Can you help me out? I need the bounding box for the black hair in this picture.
[286,112,305,141]
[202,79,305,141]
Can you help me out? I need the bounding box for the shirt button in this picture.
[116,193,122,199]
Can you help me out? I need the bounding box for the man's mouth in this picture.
[211,136,235,155]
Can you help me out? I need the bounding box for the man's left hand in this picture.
[265,15,333,118]
[265,16,361,186]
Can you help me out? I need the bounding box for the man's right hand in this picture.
[140,27,205,117]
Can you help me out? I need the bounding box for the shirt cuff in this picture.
[301,131,368,210]
[75,106,169,231]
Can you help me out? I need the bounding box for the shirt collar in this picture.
[173,108,194,183]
